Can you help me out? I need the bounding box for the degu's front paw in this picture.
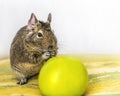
[42,51,51,60]
[17,78,28,85]
[42,50,56,61]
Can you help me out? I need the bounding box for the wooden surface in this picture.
[0,55,120,96]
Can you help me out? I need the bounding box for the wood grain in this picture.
[0,55,120,96]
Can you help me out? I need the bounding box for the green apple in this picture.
[38,56,88,96]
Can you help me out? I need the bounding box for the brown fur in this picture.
[10,13,58,85]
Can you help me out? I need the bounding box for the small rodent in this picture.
[10,13,58,85]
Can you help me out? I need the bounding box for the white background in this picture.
[1,0,120,56]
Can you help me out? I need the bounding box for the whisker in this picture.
[58,43,67,50]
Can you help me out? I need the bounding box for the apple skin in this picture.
[38,56,88,96]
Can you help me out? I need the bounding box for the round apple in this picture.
[38,56,88,96]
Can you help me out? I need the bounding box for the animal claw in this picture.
[17,78,28,85]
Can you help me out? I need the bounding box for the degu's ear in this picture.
[47,13,52,23]
[27,13,38,30]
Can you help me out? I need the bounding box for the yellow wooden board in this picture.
[0,55,120,96]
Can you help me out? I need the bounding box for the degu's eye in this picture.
[37,32,43,38]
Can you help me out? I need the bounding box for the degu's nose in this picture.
[48,45,53,50]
